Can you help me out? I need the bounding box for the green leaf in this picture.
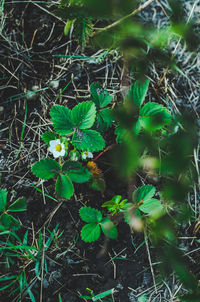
[102,200,116,209]
[71,101,96,129]
[50,105,73,135]
[90,176,106,192]
[62,161,91,183]
[134,119,142,135]
[68,167,91,183]
[101,218,118,239]
[56,174,74,199]
[42,132,59,145]
[81,223,101,242]
[127,78,150,108]
[0,214,21,230]
[139,198,163,214]
[0,189,7,212]
[90,82,113,108]
[72,129,105,151]
[132,185,156,203]
[95,108,113,132]
[8,198,26,212]
[139,102,171,132]
[80,207,102,223]
[32,159,61,180]
[74,17,93,50]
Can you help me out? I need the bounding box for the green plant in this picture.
[115,78,172,141]
[32,101,103,200]
[102,195,128,215]
[89,82,113,132]
[79,206,118,242]
[32,158,91,199]
[49,101,105,151]
[125,185,163,224]
[0,189,26,230]
[0,224,62,301]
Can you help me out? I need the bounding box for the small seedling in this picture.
[79,207,118,242]
[0,189,26,230]
[124,185,163,225]
[102,195,128,215]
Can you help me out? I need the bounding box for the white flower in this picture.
[81,151,93,160]
[49,139,65,158]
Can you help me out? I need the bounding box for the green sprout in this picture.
[79,206,118,242]
[102,195,128,215]
[124,185,164,225]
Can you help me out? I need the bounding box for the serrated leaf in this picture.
[8,198,26,212]
[0,214,21,230]
[0,189,7,212]
[56,174,74,199]
[90,82,113,108]
[72,129,105,151]
[32,159,61,180]
[81,223,101,242]
[101,218,118,239]
[71,101,96,129]
[90,176,106,192]
[126,78,150,108]
[62,161,82,173]
[50,105,73,135]
[62,160,91,183]
[139,102,171,132]
[95,108,113,132]
[80,206,102,223]
[42,132,59,145]
[139,198,163,214]
[132,185,156,204]
[74,17,93,50]
[115,126,129,143]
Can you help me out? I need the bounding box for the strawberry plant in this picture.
[79,207,118,242]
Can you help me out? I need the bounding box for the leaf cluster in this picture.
[79,207,118,242]
[32,159,91,199]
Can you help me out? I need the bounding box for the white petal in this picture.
[50,139,60,147]
[60,149,65,156]
[53,151,61,158]
[49,146,54,154]
[88,152,93,158]
[82,154,87,159]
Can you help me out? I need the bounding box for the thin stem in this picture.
[93,0,156,35]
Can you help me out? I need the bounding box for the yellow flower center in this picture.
[55,144,62,152]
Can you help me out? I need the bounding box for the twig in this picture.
[93,0,156,35]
